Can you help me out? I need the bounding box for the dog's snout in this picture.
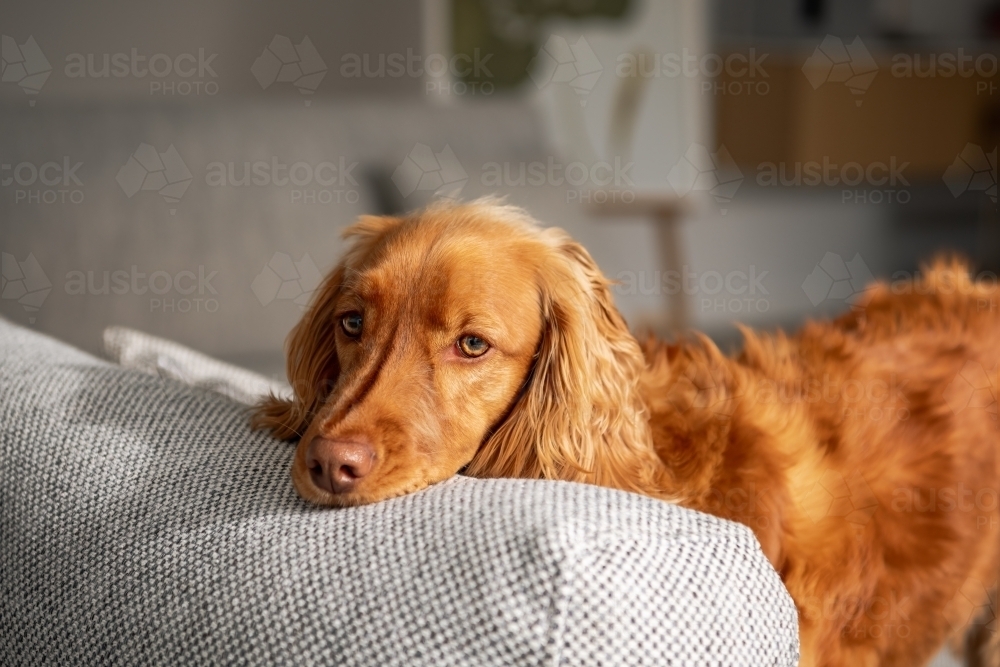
[306,438,375,495]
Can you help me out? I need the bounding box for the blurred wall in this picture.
[0,0,424,101]
[1,0,996,375]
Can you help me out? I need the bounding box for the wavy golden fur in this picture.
[254,200,1000,666]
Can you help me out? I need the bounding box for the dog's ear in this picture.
[251,215,401,440]
[466,229,665,495]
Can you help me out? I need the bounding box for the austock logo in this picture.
[204,156,361,205]
[338,48,495,97]
[802,588,911,640]
[749,374,910,423]
[1,157,84,204]
[252,252,321,308]
[116,143,193,214]
[616,48,771,97]
[528,35,602,106]
[614,266,770,316]
[669,359,743,422]
[799,468,878,529]
[392,144,467,199]
[802,35,878,106]
[1,35,51,105]
[943,144,997,203]
[891,483,1000,523]
[801,252,875,309]
[701,481,769,531]
[667,144,743,214]
[945,578,997,637]
[480,156,635,204]
[756,157,911,205]
[891,50,1000,95]
[64,265,219,313]
[64,47,219,96]
[251,35,327,102]
[0,252,51,324]
[944,361,998,423]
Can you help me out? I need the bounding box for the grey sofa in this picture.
[0,317,799,665]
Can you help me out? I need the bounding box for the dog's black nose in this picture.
[306,438,375,494]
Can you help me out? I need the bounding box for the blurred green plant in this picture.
[452,0,632,90]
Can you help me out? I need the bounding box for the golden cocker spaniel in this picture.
[254,200,1000,667]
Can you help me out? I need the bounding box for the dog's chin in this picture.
[289,461,437,508]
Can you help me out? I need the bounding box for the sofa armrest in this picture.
[1,318,799,666]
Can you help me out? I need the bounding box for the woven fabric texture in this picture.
[0,318,799,666]
[103,325,292,406]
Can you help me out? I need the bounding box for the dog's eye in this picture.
[457,335,489,358]
[340,312,363,338]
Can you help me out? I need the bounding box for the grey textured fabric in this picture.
[0,317,799,666]
[103,325,292,406]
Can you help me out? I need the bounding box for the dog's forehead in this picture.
[361,224,534,289]
[348,222,541,330]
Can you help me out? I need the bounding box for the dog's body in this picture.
[255,201,1000,666]
[641,282,1000,665]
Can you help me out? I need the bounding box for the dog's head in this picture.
[253,201,653,506]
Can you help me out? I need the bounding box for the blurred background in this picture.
[2,0,999,373]
[0,1,998,662]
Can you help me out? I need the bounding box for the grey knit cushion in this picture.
[102,325,291,406]
[0,318,799,666]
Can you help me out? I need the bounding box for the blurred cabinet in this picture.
[714,54,999,179]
